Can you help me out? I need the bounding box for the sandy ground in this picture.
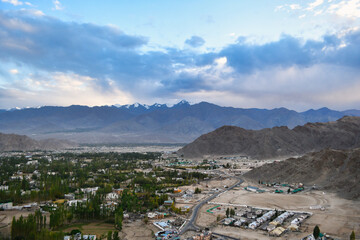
[196,184,360,239]
[60,221,116,238]
[212,225,309,240]
[196,205,218,228]
[178,177,238,192]
[214,189,322,210]
[0,210,37,237]
[213,225,276,240]
[120,219,158,240]
[197,178,238,190]
[175,178,238,207]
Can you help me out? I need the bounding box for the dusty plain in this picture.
[196,182,360,240]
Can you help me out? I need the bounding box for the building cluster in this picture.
[64,233,96,240]
[221,206,311,237]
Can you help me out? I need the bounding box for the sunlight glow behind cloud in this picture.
[0,1,359,110]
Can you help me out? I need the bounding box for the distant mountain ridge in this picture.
[178,116,360,159]
[0,101,359,144]
[0,132,76,151]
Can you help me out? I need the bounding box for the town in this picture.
[1,148,355,240]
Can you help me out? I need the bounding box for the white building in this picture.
[83,235,96,240]
[0,202,13,210]
[26,160,38,165]
[81,187,99,195]
[67,200,83,207]
[106,192,119,201]
[64,193,75,200]
[0,185,9,191]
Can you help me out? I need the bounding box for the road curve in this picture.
[180,177,244,234]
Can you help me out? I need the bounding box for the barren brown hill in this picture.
[0,132,76,151]
[178,116,360,159]
[244,148,360,200]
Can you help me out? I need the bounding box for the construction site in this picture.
[194,179,360,240]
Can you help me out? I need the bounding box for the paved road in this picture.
[179,177,244,234]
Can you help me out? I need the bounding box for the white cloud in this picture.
[275,5,284,12]
[28,9,45,16]
[289,4,301,10]
[53,0,63,10]
[307,0,324,11]
[3,72,133,107]
[328,0,360,19]
[0,16,36,32]
[9,69,18,74]
[174,56,235,90]
[1,0,23,6]
[275,4,301,12]
[277,0,360,22]
[314,10,323,16]
[177,64,360,111]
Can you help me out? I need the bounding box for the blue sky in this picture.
[0,0,360,110]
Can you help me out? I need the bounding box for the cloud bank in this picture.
[0,10,360,110]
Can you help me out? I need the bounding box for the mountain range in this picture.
[178,116,360,159]
[1,101,360,144]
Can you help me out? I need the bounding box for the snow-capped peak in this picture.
[8,107,22,111]
[114,100,190,109]
[173,100,190,107]
[152,103,167,108]
[178,100,189,105]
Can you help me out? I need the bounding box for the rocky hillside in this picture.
[0,133,76,151]
[178,116,360,159]
[244,148,360,200]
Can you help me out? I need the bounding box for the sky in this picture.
[0,0,360,111]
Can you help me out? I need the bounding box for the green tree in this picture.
[11,214,37,240]
[226,208,230,218]
[115,207,123,231]
[107,231,112,240]
[313,225,320,239]
[230,208,235,217]
[113,231,119,240]
[350,230,355,240]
